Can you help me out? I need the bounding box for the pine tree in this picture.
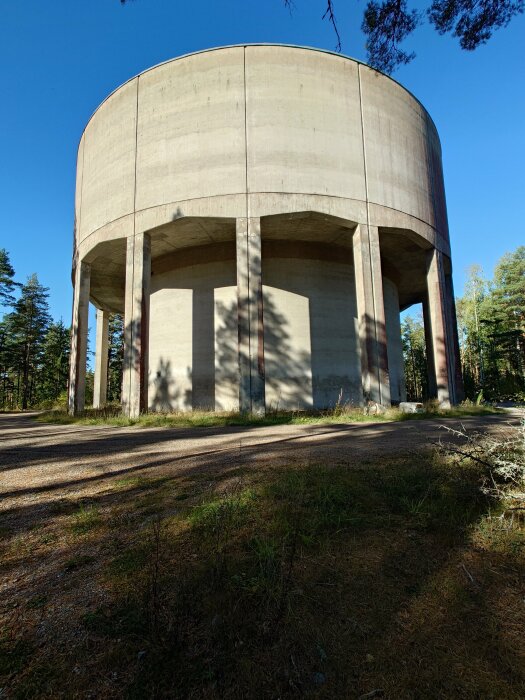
[0,318,17,408]
[6,274,51,409]
[107,314,124,403]
[0,250,19,407]
[0,249,18,308]
[39,320,71,405]
[491,247,525,328]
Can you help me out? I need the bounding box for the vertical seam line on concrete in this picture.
[358,65,382,404]
[242,47,252,405]
[243,47,249,218]
[128,76,140,412]
[133,75,140,237]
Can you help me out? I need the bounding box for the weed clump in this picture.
[70,503,101,535]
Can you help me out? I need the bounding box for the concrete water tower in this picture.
[68,45,463,417]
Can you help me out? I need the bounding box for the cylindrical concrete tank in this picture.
[69,45,463,417]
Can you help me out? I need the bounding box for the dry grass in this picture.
[35,401,501,429]
[1,452,523,698]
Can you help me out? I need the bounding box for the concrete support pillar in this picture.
[352,224,390,406]
[122,233,151,418]
[93,308,110,408]
[236,217,265,414]
[426,249,458,407]
[445,273,465,402]
[422,297,438,400]
[68,260,91,415]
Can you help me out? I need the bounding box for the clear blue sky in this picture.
[1,0,524,326]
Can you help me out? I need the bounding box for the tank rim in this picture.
[76,43,439,156]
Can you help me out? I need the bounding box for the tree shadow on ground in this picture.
[0,437,524,699]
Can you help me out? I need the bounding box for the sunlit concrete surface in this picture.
[69,45,463,417]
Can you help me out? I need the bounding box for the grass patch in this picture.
[36,402,502,429]
[64,554,95,572]
[70,504,101,535]
[189,487,255,531]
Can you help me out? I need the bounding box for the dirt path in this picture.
[0,411,519,516]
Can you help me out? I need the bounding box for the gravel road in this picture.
[1,411,519,516]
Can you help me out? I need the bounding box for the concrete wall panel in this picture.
[75,136,84,245]
[136,48,246,212]
[148,260,237,411]
[80,78,137,241]
[263,257,361,410]
[360,65,446,235]
[245,46,366,201]
[148,254,362,412]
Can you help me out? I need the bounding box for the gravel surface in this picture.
[1,411,519,515]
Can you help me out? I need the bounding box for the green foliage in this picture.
[189,489,255,531]
[360,0,524,71]
[492,246,525,326]
[362,0,420,73]
[0,248,18,307]
[1,274,51,409]
[122,1,524,73]
[70,504,101,535]
[0,251,72,410]
[456,264,489,397]
[400,248,524,403]
[428,0,524,51]
[38,320,70,405]
[401,312,428,401]
[107,313,124,402]
[457,250,525,400]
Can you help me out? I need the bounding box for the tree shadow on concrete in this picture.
[150,358,188,412]
[216,293,313,411]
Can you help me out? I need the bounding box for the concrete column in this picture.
[68,260,90,415]
[422,297,438,400]
[93,308,109,408]
[445,273,465,403]
[122,233,151,418]
[236,217,265,414]
[352,224,390,406]
[426,249,455,407]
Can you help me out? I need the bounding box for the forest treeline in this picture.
[0,246,523,410]
[403,246,525,402]
[0,250,123,410]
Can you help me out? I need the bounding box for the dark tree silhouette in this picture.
[120,0,524,72]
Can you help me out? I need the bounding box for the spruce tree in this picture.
[7,274,51,408]
[0,249,18,308]
[107,313,124,403]
[39,320,71,404]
